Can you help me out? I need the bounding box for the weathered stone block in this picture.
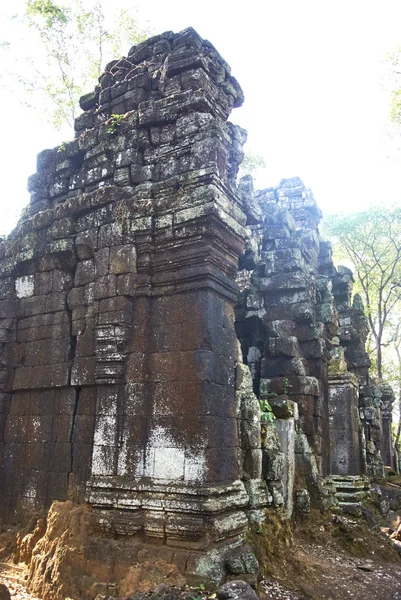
[93,275,117,300]
[76,329,94,357]
[67,287,85,309]
[267,336,300,358]
[71,357,96,386]
[116,148,142,168]
[98,222,126,248]
[109,245,137,274]
[74,260,95,286]
[75,229,98,260]
[46,292,67,313]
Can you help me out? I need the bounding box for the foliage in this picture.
[189,584,206,600]
[106,113,125,135]
[259,398,275,424]
[5,0,151,130]
[27,0,68,27]
[238,150,266,179]
[283,377,292,395]
[385,45,401,127]
[322,205,401,382]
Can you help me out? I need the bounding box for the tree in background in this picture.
[3,0,151,130]
[322,206,401,382]
[385,45,401,128]
[238,151,266,179]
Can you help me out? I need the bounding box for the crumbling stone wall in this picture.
[0,26,396,588]
[235,178,332,494]
[0,28,270,564]
[321,261,395,475]
[235,176,395,497]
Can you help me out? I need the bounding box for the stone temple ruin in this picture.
[0,27,396,590]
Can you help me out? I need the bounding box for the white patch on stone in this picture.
[91,445,115,475]
[124,383,144,413]
[153,447,185,479]
[147,425,175,448]
[135,450,145,477]
[117,440,144,477]
[144,425,206,482]
[184,449,206,483]
[15,275,34,298]
[144,446,156,477]
[93,414,116,446]
[25,482,37,499]
[145,425,185,480]
[31,417,40,443]
[117,439,128,475]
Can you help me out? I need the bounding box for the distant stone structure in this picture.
[235,178,396,499]
[0,27,395,587]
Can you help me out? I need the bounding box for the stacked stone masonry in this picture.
[0,27,395,584]
[235,175,396,490]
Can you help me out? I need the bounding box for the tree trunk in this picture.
[377,342,383,381]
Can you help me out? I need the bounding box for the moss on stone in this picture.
[245,509,293,579]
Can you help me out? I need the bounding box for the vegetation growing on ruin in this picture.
[106,113,125,135]
[259,398,275,424]
[246,509,293,579]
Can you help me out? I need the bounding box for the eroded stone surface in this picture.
[0,25,396,595]
[0,27,265,587]
[234,176,395,505]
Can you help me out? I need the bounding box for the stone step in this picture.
[329,476,372,516]
[335,491,368,502]
[338,501,362,516]
[331,475,369,482]
[331,480,370,491]
[331,475,370,484]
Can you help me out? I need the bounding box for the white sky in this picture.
[1,0,401,233]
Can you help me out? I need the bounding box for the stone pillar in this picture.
[380,383,395,468]
[78,29,259,545]
[275,414,296,517]
[329,267,384,477]
[234,177,340,513]
[0,29,268,558]
[328,346,362,475]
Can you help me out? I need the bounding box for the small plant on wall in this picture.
[106,113,125,135]
[259,398,275,424]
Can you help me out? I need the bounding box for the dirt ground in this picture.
[0,563,39,600]
[260,507,401,600]
[262,533,401,600]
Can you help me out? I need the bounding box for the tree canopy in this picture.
[385,45,401,127]
[238,151,266,180]
[3,0,152,130]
